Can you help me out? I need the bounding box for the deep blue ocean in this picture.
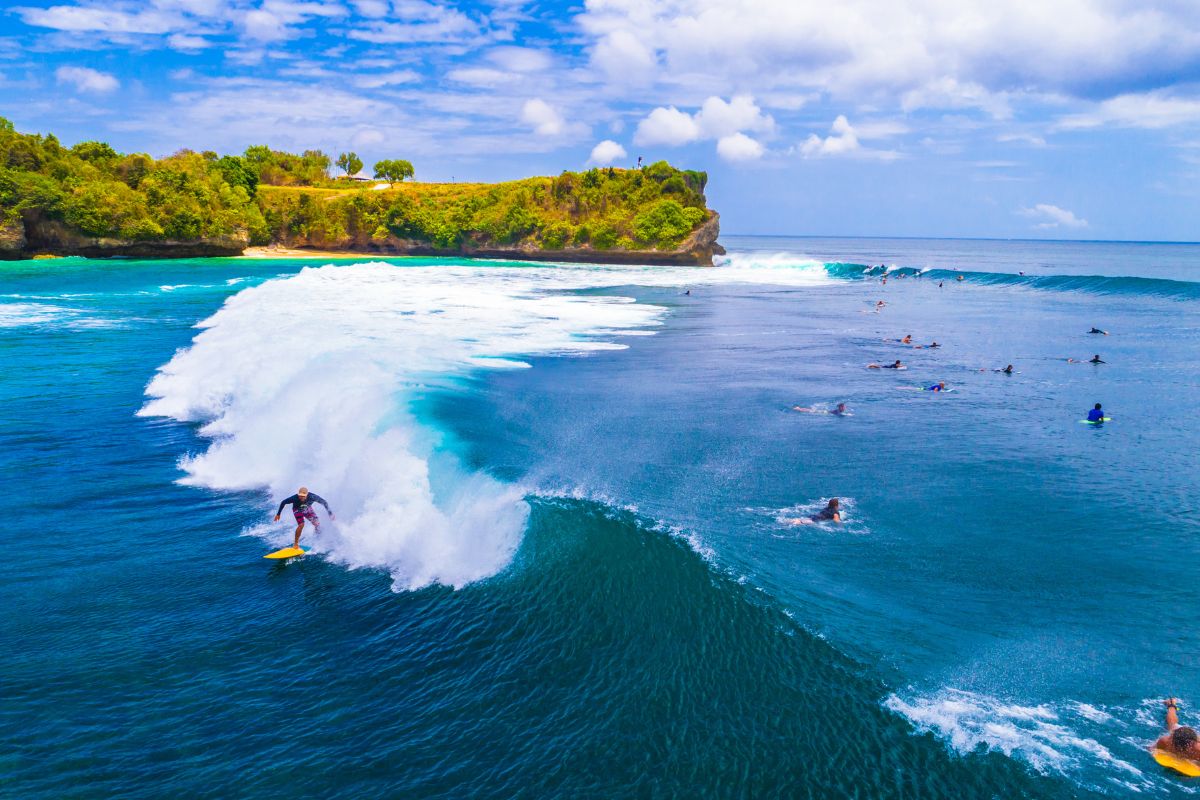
[3,236,1198,798]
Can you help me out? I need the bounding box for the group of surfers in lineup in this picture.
[786,297,1115,526]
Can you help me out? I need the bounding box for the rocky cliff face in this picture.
[0,216,249,260]
[274,211,724,266]
[0,217,26,258]
[5,211,723,266]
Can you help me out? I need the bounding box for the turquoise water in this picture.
[3,238,1198,798]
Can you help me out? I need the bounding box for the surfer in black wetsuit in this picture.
[785,498,842,526]
[274,487,334,548]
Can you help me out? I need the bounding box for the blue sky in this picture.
[3,0,1200,240]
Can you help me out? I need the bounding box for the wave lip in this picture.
[139,261,672,590]
[137,255,881,588]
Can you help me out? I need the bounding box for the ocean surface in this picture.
[3,236,1198,798]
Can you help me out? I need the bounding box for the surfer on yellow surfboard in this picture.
[1153,698,1200,776]
[274,486,334,550]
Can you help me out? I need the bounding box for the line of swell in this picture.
[824,262,1200,300]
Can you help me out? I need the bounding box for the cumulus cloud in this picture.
[633,95,773,161]
[590,29,656,83]
[521,98,564,136]
[800,115,899,160]
[1019,203,1088,229]
[588,139,627,164]
[576,0,1200,106]
[716,132,763,161]
[694,95,774,138]
[634,105,700,146]
[56,65,119,93]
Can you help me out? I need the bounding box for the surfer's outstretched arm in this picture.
[311,493,334,518]
[1167,699,1180,731]
[274,494,298,521]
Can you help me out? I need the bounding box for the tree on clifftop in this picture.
[374,158,414,186]
[336,151,363,178]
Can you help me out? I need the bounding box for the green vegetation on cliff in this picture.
[259,161,709,253]
[0,116,712,258]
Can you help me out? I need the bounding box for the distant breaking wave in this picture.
[823,261,1200,300]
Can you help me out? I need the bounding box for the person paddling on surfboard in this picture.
[274,487,334,549]
[785,498,842,525]
[1087,403,1105,423]
[1156,699,1200,761]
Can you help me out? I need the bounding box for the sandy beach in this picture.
[241,245,389,259]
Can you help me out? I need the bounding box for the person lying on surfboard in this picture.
[274,487,334,549]
[1156,699,1200,761]
[785,498,841,525]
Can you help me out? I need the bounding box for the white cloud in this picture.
[18,5,179,34]
[901,77,1013,120]
[634,95,775,160]
[801,115,859,157]
[800,115,899,160]
[352,0,388,17]
[521,98,564,136]
[998,132,1046,147]
[446,67,513,87]
[590,29,655,83]
[588,139,627,164]
[694,95,774,138]
[55,65,119,93]
[348,4,480,44]
[1019,203,1088,229]
[716,132,763,161]
[577,0,1200,116]
[243,9,286,41]
[487,46,552,73]
[634,105,700,146]
[1056,90,1200,130]
[353,69,421,88]
[168,33,210,51]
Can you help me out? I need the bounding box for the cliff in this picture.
[0,116,722,266]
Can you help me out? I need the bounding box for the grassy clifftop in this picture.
[0,117,720,264]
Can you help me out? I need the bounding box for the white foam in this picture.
[140,258,837,590]
[0,302,81,327]
[885,688,1153,791]
[0,302,124,329]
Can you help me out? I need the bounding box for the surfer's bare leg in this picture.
[293,521,304,548]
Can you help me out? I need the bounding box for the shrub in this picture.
[632,199,705,247]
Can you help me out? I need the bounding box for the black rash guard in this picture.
[277,493,331,515]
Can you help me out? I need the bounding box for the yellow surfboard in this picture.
[1153,749,1200,777]
[264,547,307,560]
